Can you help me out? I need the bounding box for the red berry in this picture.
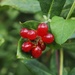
[37,23,48,36]
[39,43,46,51]
[31,46,42,58]
[38,40,46,51]
[20,28,28,38]
[27,30,37,40]
[22,42,33,52]
[42,33,54,43]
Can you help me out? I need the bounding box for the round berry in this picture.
[39,43,46,51]
[37,23,48,36]
[22,42,33,52]
[38,40,46,51]
[20,28,28,38]
[31,46,42,58]
[27,30,37,40]
[42,33,54,43]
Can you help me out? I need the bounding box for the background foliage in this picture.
[0,0,75,75]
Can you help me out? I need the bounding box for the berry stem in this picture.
[43,15,51,23]
[59,48,63,75]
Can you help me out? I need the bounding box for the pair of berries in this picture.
[20,23,54,58]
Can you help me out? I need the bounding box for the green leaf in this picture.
[60,6,70,18]
[63,68,68,75]
[38,0,66,17]
[61,0,75,18]
[17,38,32,59]
[0,35,4,46]
[64,51,75,68]
[38,0,52,15]
[62,42,75,51]
[49,0,66,18]
[17,38,51,75]
[16,62,32,75]
[67,51,75,58]
[0,0,41,13]
[64,0,74,7]
[50,16,75,45]
[0,23,7,37]
[66,1,75,19]
[22,20,40,30]
[22,59,51,75]
[69,68,75,75]
[7,8,19,20]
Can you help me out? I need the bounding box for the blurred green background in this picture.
[0,6,41,75]
[0,0,75,75]
[0,0,45,74]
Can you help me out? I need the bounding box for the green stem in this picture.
[66,1,75,19]
[59,49,63,75]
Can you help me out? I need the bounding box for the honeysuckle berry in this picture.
[39,43,46,51]
[27,30,37,40]
[37,23,48,36]
[20,22,55,58]
[22,42,33,52]
[31,45,42,58]
[20,28,28,38]
[38,40,46,51]
[42,33,54,43]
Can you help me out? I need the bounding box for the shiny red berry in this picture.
[22,42,33,52]
[42,33,54,43]
[27,30,37,40]
[37,23,48,36]
[31,46,42,58]
[20,28,28,38]
[38,40,46,51]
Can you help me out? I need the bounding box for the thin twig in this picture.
[59,49,63,75]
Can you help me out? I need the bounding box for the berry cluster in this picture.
[20,23,54,58]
